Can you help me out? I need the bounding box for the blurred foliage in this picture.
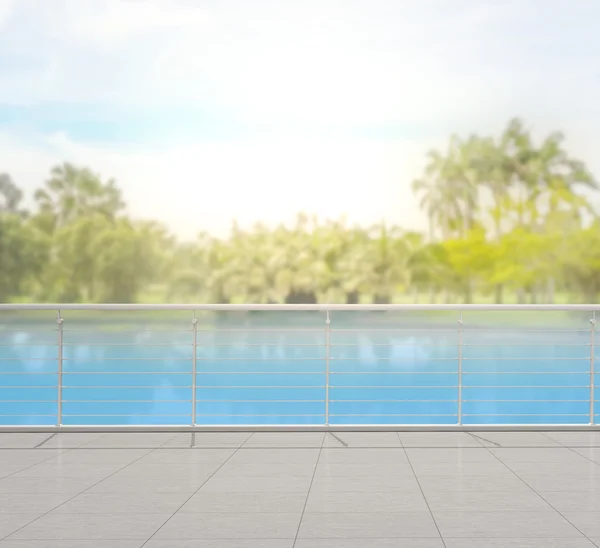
[1,118,600,304]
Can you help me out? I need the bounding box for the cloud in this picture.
[1,129,444,239]
[2,0,600,238]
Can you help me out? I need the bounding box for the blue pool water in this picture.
[0,311,597,426]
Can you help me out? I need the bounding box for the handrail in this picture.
[0,303,599,311]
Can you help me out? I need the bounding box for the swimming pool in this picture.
[0,307,597,426]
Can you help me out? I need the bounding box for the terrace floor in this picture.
[0,432,599,546]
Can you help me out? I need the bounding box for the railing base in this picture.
[0,424,599,433]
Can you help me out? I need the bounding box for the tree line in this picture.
[1,117,600,305]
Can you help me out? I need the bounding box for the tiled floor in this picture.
[0,431,598,546]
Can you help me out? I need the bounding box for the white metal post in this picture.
[457,311,463,426]
[591,312,596,426]
[57,310,64,426]
[325,309,331,426]
[191,314,198,426]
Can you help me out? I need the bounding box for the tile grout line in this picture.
[0,432,181,542]
[398,431,448,548]
[33,433,58,448]
[478,432,597,546]
[292,432,325,548]
[138,437,253,547]
[539,431,600,469]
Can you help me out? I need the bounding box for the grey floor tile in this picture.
[313,462,414,477]
[49,449,150,463]
[0,476,98,494]
[0,514,41,537]
[8,513,171,540]
[310,474,422,493]
[443,539,596,547]
[295,541,444,548]
[471,432,563,447]
[13,461,125,478]
[54,492,191,514]
[297,512,439,538]
[490,448,590,464]
[201,474,312,493]
[545,433,600,447]
[507,461,600,476]
[0,541,143,548]
[573,447,600,464]
[229,449,320,464]
[319,448,407,464]
[0,493,72,514]
[152,512,301,539]
[322,433,402,447]
[0,465,39,478]
[0,450,67,466]
[181,434,253,448]
[0,434,49,448]
[86,475,210,494]
[424,490,552,512]
[405,448,497,463]
[140,449,235,464]
[180,491,307,513]
[410,461,512,476]
[79,434,177,448]
[562,512,600,537]
[242,433,324,448]
[145,541,294,548]
[305,489,429,513]
[434,511,583,538]
[541,490,600,512]
[520,474,600,493]
[115,463,220,478]
[417,474,530,493]
[398,433,482,447]
[37,434,107,449]
[219,462,316,477]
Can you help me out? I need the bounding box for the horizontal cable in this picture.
[0,414,57,417]
[463,372,589,375]
[331,399,458,402]
[462,358,588,361]
[195,386,325,389]
[197,371,325,375]
[62,386,193,389]
[62,414,192,417]
[463,385,590,389]
[63,371,192,375]
[330,371,457,375]
[0,372,58,375]
[198,400,325,402]
[330,413,457,417]
[0,400,57,403]
[197,414,324,417]
[463,413,589,416]
[196,358,324,361]
[63,399,192,402]
[330,385,457,389]
[463,399,589,402]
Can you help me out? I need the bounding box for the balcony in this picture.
[0,305,599,544]
[0,430,598,544]
[0,303,599,429]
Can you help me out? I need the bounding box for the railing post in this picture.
[457,311,463,426]
[325,309,331,426]
[191,314,198,426]
[57,310,64,427]
[591,311,596,426]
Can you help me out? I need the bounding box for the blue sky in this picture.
[1,0,600,238]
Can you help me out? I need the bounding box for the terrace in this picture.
[0,303,599,546]
[0,431,598,545]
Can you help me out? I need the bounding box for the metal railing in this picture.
[0,303,598,431]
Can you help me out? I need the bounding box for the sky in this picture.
[1,0,600,239]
